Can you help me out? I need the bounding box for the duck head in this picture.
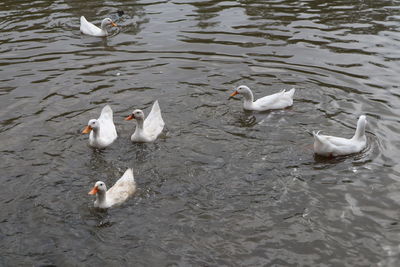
[353,115,367,139]
[230,85,253,101]
[100,18,117,30]
[82,119,100,134]
[88,181,107,195]
[125,109,145,121]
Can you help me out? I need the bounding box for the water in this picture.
[1,0,400,265]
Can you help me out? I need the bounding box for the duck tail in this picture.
[312,130,323,144]
[100,105,113,118]
[284,88,296,98]
[152,100,161,113]
[125,168,135,182]
[312,130,321,137]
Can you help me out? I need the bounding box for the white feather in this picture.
[87,105,118,148]
[313,115,367,157]
[91,168,137,209]
[129,100,165,143]
[232,85,295,111]
[80,16,115,37]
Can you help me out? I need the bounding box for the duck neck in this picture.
[353,120,366,140]
[100,23,108,35]
[96,190,106,205]
[92,126,100,138]
[242,90,254,108]
[135,118,144,130]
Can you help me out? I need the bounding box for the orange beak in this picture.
[125,114,135,121]
[230,91,239,97]
[82,125,92,134]
[88,186,98,195]
[111,22,117,27]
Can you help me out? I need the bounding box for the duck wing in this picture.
[313,131,360,156]
[107,169,137,206]
[80,16,103,36]
[144,100,165,139]
[254,89,295,110]
[317,134,353,147]
[98,105,117,140]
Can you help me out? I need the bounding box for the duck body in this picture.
[82,105,118,149]
[313,115,367,157]
[230,85,295,111]
[80,16,116,37]
[125,100,165,143]
[89,168,137,209]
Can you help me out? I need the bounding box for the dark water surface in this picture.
[1,0,400,266]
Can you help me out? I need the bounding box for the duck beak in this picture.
[82,125,93,134]
[230,91,239,97]
[111,22,117,27]
[229,90,239,99]
[125,114,135,121]
[88,186,99,195]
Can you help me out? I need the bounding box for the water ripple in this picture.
[1,0,400,265]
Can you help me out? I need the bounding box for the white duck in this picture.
[82,105,118,148]
[80,16,117,37]
[313,115,367,157]
[125,100,165,142]
[88,168,137,209]
[230,85,295,111]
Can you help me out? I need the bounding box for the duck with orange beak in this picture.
[80,16,118,37]
[82,105,117,148]
[125,100,165,143]
[229,85,295,111]
[313,115,367,157]
[88,168,137,209]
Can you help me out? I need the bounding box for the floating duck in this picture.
[88,168,137,209]
[125,100,165,142]
[313,115,367,157]
[80,16,117,37]
[230,85,295,111]
[82,105,117,148]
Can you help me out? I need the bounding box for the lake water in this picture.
[1,0,400,266]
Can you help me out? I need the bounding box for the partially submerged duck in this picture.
[82,105,117,148]
[313,115,367,157]
[125,100,165,143]
[80,16,117,37]
[230,85,295,111]
[88,168,136,209]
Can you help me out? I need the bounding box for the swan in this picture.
[230,85,295,111]
[80,16,117,37]
[125,100,165,142]
[82,105,117,148]
[88,168,137,209]
[313,115,367,157]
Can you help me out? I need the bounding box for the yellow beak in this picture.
[88,186,99,195]
[82,125,92,134]
[230,91,239,97]
[125,114,135,121]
